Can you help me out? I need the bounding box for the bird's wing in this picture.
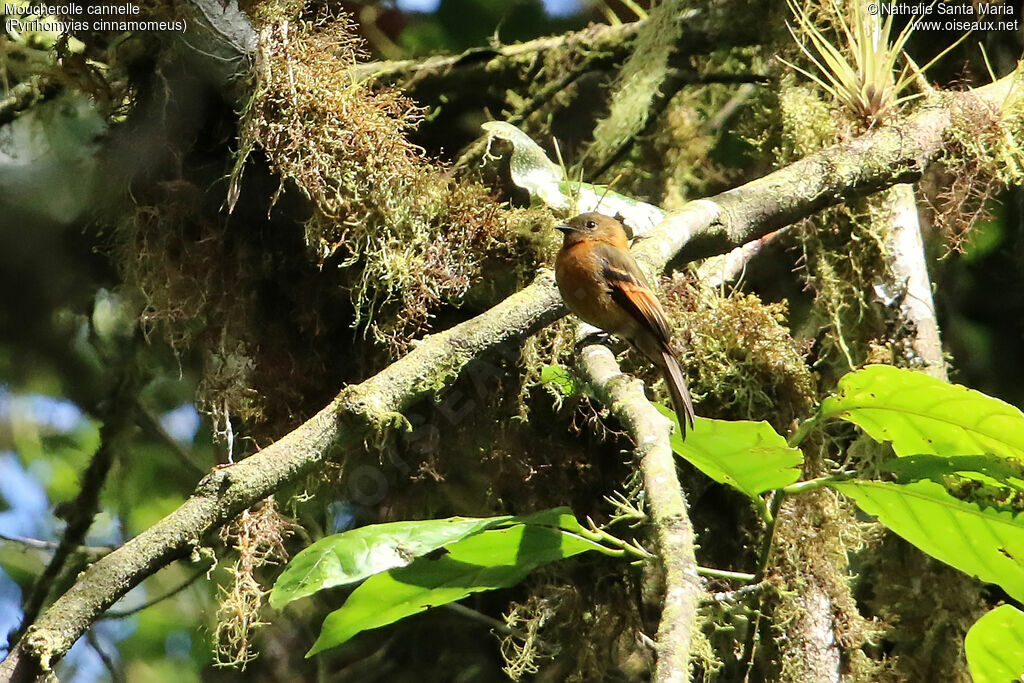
[596,244,673,344]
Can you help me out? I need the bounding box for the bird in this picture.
[554,211,696,436]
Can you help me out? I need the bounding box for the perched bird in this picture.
[554,212,696,435]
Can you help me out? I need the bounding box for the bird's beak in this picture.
[555,224,573,234]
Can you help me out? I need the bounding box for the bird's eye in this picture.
[585,220,597,229]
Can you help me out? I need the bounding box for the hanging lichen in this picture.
[585,0,688,170]
[232,10,533,351]
[214,499,293,668]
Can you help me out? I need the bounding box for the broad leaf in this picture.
[966,604,1024,683]
[821,365,1024,460]
[658,407,803,499]
[832,479,1024,602]
[271,508,581,608]
[271,516,512,608]
[307,524,606,655]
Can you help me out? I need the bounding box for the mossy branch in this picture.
[575,327,700,683]
[0,280,564,681]
[1,67,1019,681]
[651,72,1020,266]
[354,11,757,88]
[572,228,782,681]
[351,20,647,84]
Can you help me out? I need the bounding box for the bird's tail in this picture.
[661,350,695,437]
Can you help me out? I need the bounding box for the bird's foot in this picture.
[577,330,612,348]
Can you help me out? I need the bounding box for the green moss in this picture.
[770,488,882,683]
[747,81,892,376]
[660,275,816,429]
[778,83,842,161]
[689,613,724,682]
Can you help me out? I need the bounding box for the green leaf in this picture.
[965,604,1024,683]
[271,508,581,608]
[307,524,606,655]
[270,516,513,608]
[820,365,1024,460]
[658,407,803,499]
[831,479,1024,602]
[511,507,587,533]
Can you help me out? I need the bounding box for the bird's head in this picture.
[555,212,629,248]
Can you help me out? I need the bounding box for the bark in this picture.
[883,184,948,380]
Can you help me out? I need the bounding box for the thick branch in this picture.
[576,331,700,683]
[644,72,1018,269]
[769,490,847,682]
[2,68,1018,681]
[0,280,563,681]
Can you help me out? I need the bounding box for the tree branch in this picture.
[585,0,693,176]
[882,184,948,380]
[575,329,700,683]
[101,563,212,620]
[131,399,208,477]
[696,228,788,290]
[0,77,61,127]
[351,20,646,84]
[0,279,564,681]
[570,228,780,680]
[2,68,1018,681]
[0,535,112,560]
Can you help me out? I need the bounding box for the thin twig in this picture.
[132,399,208,476]
[703,581,766,605]
[352,20,647,84]
[697,567,756,582]
[86,630,125,683]
[697,228,789,291]
[738,489,787,677]
[443,602,525,639]
[103,564,212,619]
[12,377,133,645]
[0,534,113,559]
[0,77,61,126]
[591,73,767,180]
